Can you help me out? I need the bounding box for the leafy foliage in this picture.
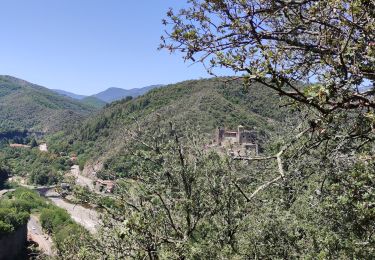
[0,187,94,257]
[80,116,374,259]
[0,147,69,185]
[80,96,107,109]
[161,0,374,121]
[39,207,72,234]
[0,188,46,237]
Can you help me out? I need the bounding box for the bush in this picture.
[40,207,72,234]
[0,204,29,237]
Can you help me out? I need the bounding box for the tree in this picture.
[160,0,374,135]
[30,138,38,148]
[90,120,258,259]
[159,1,375,258]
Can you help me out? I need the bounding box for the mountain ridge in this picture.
[0,75,95,134]
[52,89,87,100]
[92,85,163,103]
[52,85,164,103]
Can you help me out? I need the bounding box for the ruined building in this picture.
[217,125,258,156]
[95,179,116,193]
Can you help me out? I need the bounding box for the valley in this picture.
[1,1,372,258]
[0,73,373,258]
[1,76,289,257]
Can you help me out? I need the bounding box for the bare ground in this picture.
[44,189,100,233]
[27,215,54,256]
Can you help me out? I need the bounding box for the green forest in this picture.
[0,0,374,259]
[0,75,95,134]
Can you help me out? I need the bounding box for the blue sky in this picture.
[0,1,222,95]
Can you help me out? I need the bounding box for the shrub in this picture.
[40,207,72,234]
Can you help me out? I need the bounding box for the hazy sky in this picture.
[0,1,223,95]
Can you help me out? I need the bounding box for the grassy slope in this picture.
[0,76,95,133]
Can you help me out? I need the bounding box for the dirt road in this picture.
[27,215,54,256]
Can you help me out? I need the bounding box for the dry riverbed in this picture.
[43,189,100,233]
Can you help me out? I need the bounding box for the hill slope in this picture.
[80,96,107,109]
[0,75,95,134]
[92,85,163,103]
[52,89,87,100]
[50,77,288,178]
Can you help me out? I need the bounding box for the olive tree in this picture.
[161,0,374,120]
[159,1,375,257]
[90,120,267,259]
[159,0,375,212]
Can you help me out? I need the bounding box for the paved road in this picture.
[44,189,100,233]
[27,215,54,256]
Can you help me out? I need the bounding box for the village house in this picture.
[95,179,116,193]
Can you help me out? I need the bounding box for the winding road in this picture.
[27,215,54,256]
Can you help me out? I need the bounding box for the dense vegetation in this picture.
[0,75,95,134]
[0,145,72,186]
[92,85,163,103]
[1,73,373,258]
[0,188,92,257]
[80,96,107,109]
[0,190,30,237]
[0,164,9,190]
[52,114,375,258]
[39,204,93,257]
[0,189,47,237]
[48,77,288,179]
[0,0,373,255]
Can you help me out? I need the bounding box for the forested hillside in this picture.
[80,96,107,109]
[0,76,95,134]
[49,77,289,176]
[52,89,86,100]
[2,75,373,258]
[92,84,163,103]
[45,77,374,259]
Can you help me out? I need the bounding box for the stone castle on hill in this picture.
[217,125,259,156]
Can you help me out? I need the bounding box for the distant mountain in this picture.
[52,89,87,100]
[92,85,163,103]
[52,85,164,104]
[0,75,95,134]
[80,96,107,109]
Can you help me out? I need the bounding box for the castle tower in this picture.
[217,127,225,145]
[238,125,244,144]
